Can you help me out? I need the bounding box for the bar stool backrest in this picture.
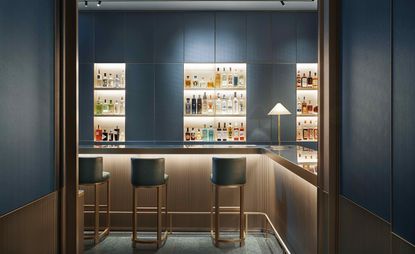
[79,157,104,184]
[212,157,246,186]
[131,158,166,187]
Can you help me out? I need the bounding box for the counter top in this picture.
[79,144,318,186]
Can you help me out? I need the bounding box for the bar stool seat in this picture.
[79,157,111,245]
[210,157,247,247]
[131,158,169,249]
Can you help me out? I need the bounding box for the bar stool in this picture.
[131,158,169,249]
[79,157,111,245]
[210,157,247,247]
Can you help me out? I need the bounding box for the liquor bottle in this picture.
[208,125,214,142]
[102,73,108,87]
[207,95,214,114]
[196,129,202,140]
[313,72,318,88]
[121,70,125,87]
[238,70,245,87]
[239,94,245,114]
[103,99,109,113]
[108,100,114,113]
[216,123,222,141]
[297,122,302,140]
[193,75,199,88]
[215,94,221,114]
[202,124,208,141]
[227,123,233,140]
[307,71,313,87]
[313,105,319,113]
[191,128,196,141]
[296,71,301,88]
[233,92,239,114]
[197,95,202,114]
[108,74,114,88]
[222,123,227,141]
[228,67,233,87]
[297,97,302,113]
[303,120,309,140]
[221,67,227,88]
[200,77,207,88]
[207,78,214,88]
[314,128,318,140]
[239,123,245,141]
[120,96,125,114]
[96,69,102,87]
[185,75,191,88]
[185,98,191,114]
[185,127,191,141]
[114,74,120,88]
[114,126,120,141]
[102,129,108,141]
[302,97,308,114]
[95,125,103,141]
[215,67,221,88]
[301,73,307,88]
[114,100,120,114]
[202,92,208,114]
[95,97,103,115]
[307,100,313,113]
[227,96,233,114]
[108,130,113,142]
[221,95,227,114]
[233,69,239,87]
[191,95,196,114]
[233,122,239,141]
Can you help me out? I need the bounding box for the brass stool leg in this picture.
[132,187,136,247]
[94,183,100,245]
[215,185,220,247]
[107,179,111,234]
[240,185,245,247]
[165,181,168,234]
[157,187,162,249]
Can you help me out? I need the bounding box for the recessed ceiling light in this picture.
[97,0,101,7]
[84,0,88,7]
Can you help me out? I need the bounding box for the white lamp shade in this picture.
[268,103,291,115]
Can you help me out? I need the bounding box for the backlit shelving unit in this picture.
[183,63,247,142]
[93,63,126,143]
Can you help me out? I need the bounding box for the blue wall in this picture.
[341,0,415,245]
[0,0,56,215]
[79,11,318,143]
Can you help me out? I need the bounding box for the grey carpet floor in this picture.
[85,232,283,254]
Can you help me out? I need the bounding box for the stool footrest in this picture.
[132,230,169,245]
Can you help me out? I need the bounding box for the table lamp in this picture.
[268,103,291,149]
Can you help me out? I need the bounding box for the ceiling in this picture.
[78,0,318,11]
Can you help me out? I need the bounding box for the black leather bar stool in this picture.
[210,157,247,247]
[79,157,111,244]
[131,158,169,249]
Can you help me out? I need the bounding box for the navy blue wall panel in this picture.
[79,64,94,142]
[184,13,215,63]
[297,13,318,63]
[155,64,184,141]
[341,0,391,221]
[247,13,272,63]
[215,13,247,63]
[79,13,95,63]
[393,0,415,244]
[124,13,154,63]
[154,13,184,63]
[0,0,55,215]
[95,13,125,63]
[271,64,296,142]
[272,13,297,64]
[247,64,273,142]
[126,64,155,141]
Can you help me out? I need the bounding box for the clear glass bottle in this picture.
[238,70,245,87]
[208,125,214,142]
[96,69,102,87]
[102,99,109,113]
[114,74,120,88]
[221,95,227,114]
[121,70,125,88]
[227,96,233,114]
[108,74,114,88]
[215,93,221,114]
[108,99,115,113]
[185,98,191,115]
[200,77,207,88]
[114,100,120,114]
[120,96,125,114]
[196,129,202,141]
[202,124,208,141]
[202,92,208,114]
[102,73,108,87]
[221,67,227,88]
[297,97,302,113]
[239,94,245,114]
[233,69,239,87]
[233,92,239,114]
[227,67,233,87]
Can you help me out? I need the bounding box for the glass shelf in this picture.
[184,114,246,117]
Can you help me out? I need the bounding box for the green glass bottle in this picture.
[95,97,103,115]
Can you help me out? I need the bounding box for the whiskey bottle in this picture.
[196,129,202,141]
[239,94,245,114]
[102,73,108,87]
[192,95,197,114]
[222,123,227,141]
[221,95,227,114]
[202,92,208,114]
[227,96,233,114]
[233,122,239,141]
[108,74,114,88]
[208,125,214,142]
[185,98,191,114]
[297,122,302,141]
[115,74,121,88]
[233,92,239,114]
[193,75,199,88]
[103,99,109,113]
[191,128,196,141]
[96,69,102,87]
[185,127,191,141]
[202,124,208,141]
[233,69,239,87]
[239,123,245,141]
[215,68,221,88]
[102,129,108,141]
[302,97,308,114]
[227,123,233,140]
[215,94,221,114]
[313,72,318,88]
[221,67,227,88]
[301,73,308,88]
[296,71,301,87]
[108,99,115,113]
[120,97,125,114]
[207,78,214,88]
[197,95,202,114]
[207,95,214,114]
[95,97,103,115]
[307,100,313,113]
[307,71,313,87]
[185,75,191,88]
[95,125,102,141]
[114,126,120,141]
[216,123,222,141]
[228,67,233,87]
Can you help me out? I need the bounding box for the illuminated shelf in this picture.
[297,114,318,117]
[94,115,125,117]
[297,87,318,91]
[184,114,246,117]
[94,87,125,91]
[297,140,318,142]
[184,87,246,91]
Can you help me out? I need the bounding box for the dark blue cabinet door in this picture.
[124,13,154,63]
[393,0,415,245]
[247,64,273,142]
[79,63,94,142]
[154,13,184,63]
[247,13,272,63]
[95,13,125,63]
[272,13,297,64]
[155,64,184,141]
[297,13,318,63]
[341,0,391,221]
[215,13,247,63]
[79,13,95,63]
[126,64,155,141]
[184,12,215,63]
